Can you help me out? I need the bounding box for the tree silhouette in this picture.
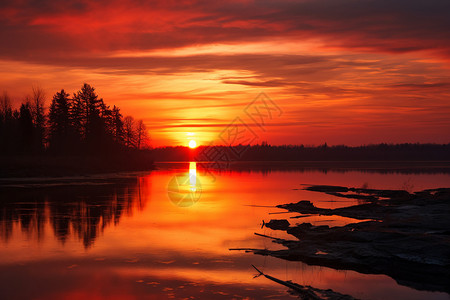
[0,92,18,154]
[110,105,124,144]
[70,87,85,142]
[123,115,136,148]
[0,92,12,118]
[31,87,46,152]
[136,119,148,150]
[72,83,106,146]
[18,102,33,153]
[48,89,72,151]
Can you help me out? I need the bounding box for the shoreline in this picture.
[2,159,450,179]
[0,154,155,178]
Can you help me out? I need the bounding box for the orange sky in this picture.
[0,0,449,146]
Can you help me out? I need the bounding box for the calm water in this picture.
[1,163,449,300]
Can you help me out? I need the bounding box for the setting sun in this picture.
[189,140,197,149]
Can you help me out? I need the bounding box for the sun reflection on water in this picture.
[189,162,197,192]
[167,162,202,207]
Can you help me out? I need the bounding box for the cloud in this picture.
[1,0,450,62]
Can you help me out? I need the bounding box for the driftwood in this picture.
[251,265,358,300]
[235,185,450,295]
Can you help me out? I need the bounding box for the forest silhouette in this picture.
[0,84,153,177]
[0,84,148,154]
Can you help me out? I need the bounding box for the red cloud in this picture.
[1,0,449,60]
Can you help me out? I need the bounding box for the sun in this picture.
[188,140,197,149]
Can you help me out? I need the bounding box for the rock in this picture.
[304,185,349,193]
[242,185,450,294]
[265,219,290,230]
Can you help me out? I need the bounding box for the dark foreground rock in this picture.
[264,219,291,230]
[233,185,450,297]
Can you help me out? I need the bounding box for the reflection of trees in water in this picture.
[0,177,150,248]
[0,191,46,242]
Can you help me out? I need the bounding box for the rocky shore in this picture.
[233,185,450,298]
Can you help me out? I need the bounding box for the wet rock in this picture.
[325,192,378,202]
[265,219,290,230]
[304,185,349,193]
[243,185,450,294]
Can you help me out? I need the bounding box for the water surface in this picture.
[1,162,449,299]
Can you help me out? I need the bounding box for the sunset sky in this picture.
[1,0,449,147]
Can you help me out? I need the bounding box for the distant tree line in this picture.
[237,143,450,161]
[150,143,450,162]
[0,84,149,155]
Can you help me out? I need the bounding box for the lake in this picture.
[1,162,449,299]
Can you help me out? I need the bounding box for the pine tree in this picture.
[111,106,124,144]
[71,83,106,147]
[18,102,34,153]
[70,88,85,141]
[48,89,72,151]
